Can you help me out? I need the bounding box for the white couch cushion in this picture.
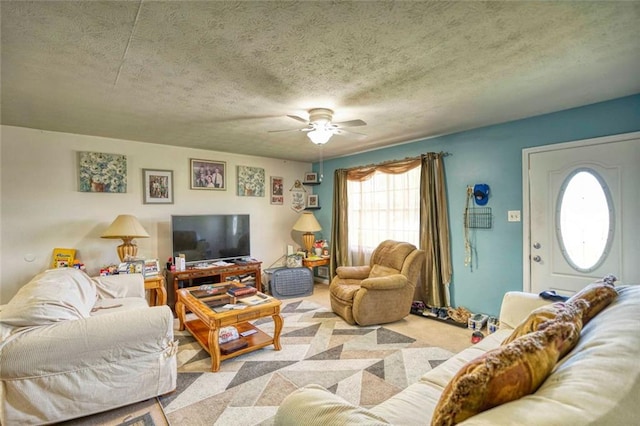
[92,273,145,299]
[1,269,97,329]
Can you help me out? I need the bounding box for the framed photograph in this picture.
[237,165,265,197]
[307,194,319,208]
[143,259,160,277]
[270,176,284,205]
[142,169,173,204]
[303,172,319,184]
[190,159,226,190]
[78,151,127,193]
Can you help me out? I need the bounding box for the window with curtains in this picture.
[347,166,421,260]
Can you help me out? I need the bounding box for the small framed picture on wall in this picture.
[142,169,174,204]
[270,176,284,205]
[190,159,226,190]
[303,172,319,184]
[307,194,319,208]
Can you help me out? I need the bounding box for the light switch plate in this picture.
[508,210,521,222]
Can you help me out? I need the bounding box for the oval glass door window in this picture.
[556,168,613,272]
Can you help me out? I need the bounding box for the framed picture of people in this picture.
[142,169,174,204]
[190,159,226,190]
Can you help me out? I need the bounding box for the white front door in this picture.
[524,132,640,295]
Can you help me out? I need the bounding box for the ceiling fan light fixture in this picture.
[307,129,333,145]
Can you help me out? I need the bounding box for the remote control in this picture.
[257,293,268,299]
[240,329,257,337]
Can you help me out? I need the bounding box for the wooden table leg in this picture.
[272,313,283,351]
[176,300,186,331]
[157,283,167,306]
[209,327,221,372]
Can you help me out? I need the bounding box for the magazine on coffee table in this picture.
[238,293,272,306]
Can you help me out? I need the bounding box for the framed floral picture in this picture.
[142,169,173,204]
[78,151,127,193]
[270,176,284,205]
[237,166,265,197]
[190,159,225,190]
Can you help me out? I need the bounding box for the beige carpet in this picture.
[160,300,454,425]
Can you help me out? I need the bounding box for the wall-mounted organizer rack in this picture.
[464,207,492,229]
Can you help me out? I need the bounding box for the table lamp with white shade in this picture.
[101,214,150,261]
[292,212,322,255]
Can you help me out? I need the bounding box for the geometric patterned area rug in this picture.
[159,300,453,425]
[59,397,168,426]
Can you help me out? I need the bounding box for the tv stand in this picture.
[165,261,262,311]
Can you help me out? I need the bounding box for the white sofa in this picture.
[0,268,177,425]
[275,284,640,425]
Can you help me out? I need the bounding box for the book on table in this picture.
[227,286,257,297]
[52,248,76,268]
[191,286,229,299]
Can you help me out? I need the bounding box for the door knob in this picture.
[532,255,542,262]
[533,242,541,249]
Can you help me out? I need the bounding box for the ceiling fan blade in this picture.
[334,119,367,128]
[268,127,313,133]
[334,128,367,136]
[287,114,309,124]
[268,128,307,133]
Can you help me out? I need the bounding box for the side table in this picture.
[144,276,167,306]
[303,257,330,282]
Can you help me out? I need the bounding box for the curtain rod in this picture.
[344,151,450,172]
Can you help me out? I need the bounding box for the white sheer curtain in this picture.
[347,166,420,265]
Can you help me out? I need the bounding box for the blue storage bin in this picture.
[265,267,313,299]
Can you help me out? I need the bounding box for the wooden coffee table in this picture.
[175,285,283,372]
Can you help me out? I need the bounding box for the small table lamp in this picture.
[292,212,322,254]
[101,214,150,261]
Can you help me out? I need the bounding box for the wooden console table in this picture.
[166,262,262,311]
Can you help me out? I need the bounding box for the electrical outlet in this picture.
[508,210,521,222]
[286,244,294,255]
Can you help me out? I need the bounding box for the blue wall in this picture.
[313,94,640,316]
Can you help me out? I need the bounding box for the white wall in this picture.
[0,126,312,303]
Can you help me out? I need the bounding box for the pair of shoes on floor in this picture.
[447,306,472,324]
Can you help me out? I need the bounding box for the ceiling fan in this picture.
[269,108,366,145]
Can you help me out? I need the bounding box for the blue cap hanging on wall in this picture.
[473,184,490,206]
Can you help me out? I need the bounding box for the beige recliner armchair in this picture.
[329,240,425,326]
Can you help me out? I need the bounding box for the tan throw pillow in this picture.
[431,321,580,426]
[502,302,565,345]
[567,281,617,325]
[502,300,586,358]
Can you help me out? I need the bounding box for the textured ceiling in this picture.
[1,1,639,162]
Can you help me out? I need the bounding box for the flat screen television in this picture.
[171,214,250,264]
